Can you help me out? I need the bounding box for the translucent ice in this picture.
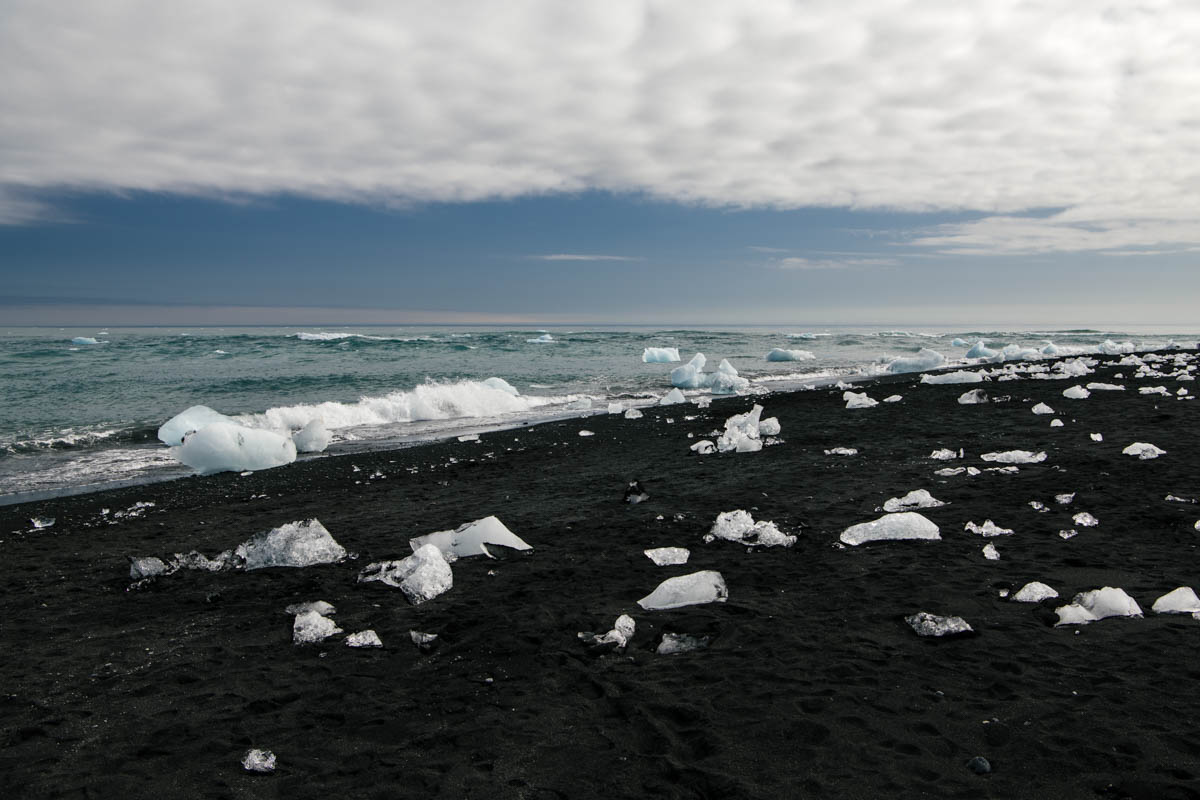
[706,509,795,547]
[1123,442,1166,460]
[982,543,1000,560]
[409,516,531,560]
[346,630,383,648]
[882,489,945,512]
[826,447,858,456]
[71,336,101,345]
[624,408,644,419]
[1013,581,1059,602]
[1152,587,1200,614]
[1087,383,1125,391]
[709,360,750,394]
[579,614,636,650]
[129,556,169,580]
[690,440,716,454]
[906,612,972,637]
[1055,587,1142,625]
[883,395,903,403]
[293,610,343,644]
[643,347,681,363]
[1072,512,1099,527]
[965,341,998,359]
[284,600,336,616]
[158,404,231,445]
[659,388,686,405]
[292,418,331,453]
[657,633,711,655]
[844,391,878,409]
[637,571,728,610]
[887,348,946,374]
[173,422,297,474]
[1032,403,1055,415]
[964,520,1013,537]
[645,547,690,566]
[929,448,959,460]
[957,389,988,404]
[981,450,1046,464]
[716,404,765,452]
[920,371,984,385]
[237,519,346,570]
[670,353,709,389]
[242,749,276,773]
[29,516,55,529]
[766,348,815,362]
[483,377,519,396]
[358,544,454,605]
[840,512,940,546]
[1062,385,1090,400]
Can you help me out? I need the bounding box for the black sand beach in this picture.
[3,353,1200,799]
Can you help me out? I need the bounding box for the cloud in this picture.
[2,1,1199,252]
[534,253,641,262]
[772,256,898,270]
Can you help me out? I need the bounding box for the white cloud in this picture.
[773,256,898,270]
[535,253,640,261]
[1,0,1199,252]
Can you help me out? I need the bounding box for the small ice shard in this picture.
[1055,493,1075,504]
[1090,433,1103,442]
[1062,385,1091,399]
[657,633,711,655]
[840,512,940,546]
[981,450,1046,464]
[129,556,168,580]
[457,433,480,442]
[237,519,346,570]
[410,516,531,560]
[690,440,715,454]
[642,347,681,363]
[1032,402,1054,415]
[659,388,686,405]
[624,480,650,504]
[967,467,981,476]
[346,630,383,648]
[1059,529,1079,540]
[645,547,690,566]
[882,489,945,512]
[607,402,624,414]
[825,447,858,456]
[705,509,795,547]
[957,389,988,405]
[637,571,728,611]
[1029,500,1046,511]
[293,610,343,644]
[982,543,1000,560]
[358,544,454,605]
[887,348,946,374]
[921,370,985,385]
[1054,587,1143,626]
[173,422,297,475]
[929,448,959,460]
[284,600,336,616]
[1123,442,1166,460]
[883,395,903,403]
[578,614,636,652]
[1013,581,1059,603]
[998,588,1010,598]
[905,612,973,637]
[1072,512,1099,527]
[158,404,230,445]
[843,391,878,409]
[934,467,966,476]
[29,516,55,530]
[964,520,1014,537]
[624,408,644,419]
[242,749,276,774]
[410,630,439,652]
[293,418,331,453]
[578,430,594,437]
[1050,419,1064,427]
[766,348,815,362]
[1152,587,1200,614]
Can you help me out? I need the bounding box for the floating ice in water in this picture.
[690,440,716,454]
[410,516,531,560]
[158,404,231,445]
[526,333,554,343]
[825,447,858,456]
[1050,419,1064,427]
[1013,581,1059,603]
[607,402,624,414]
[1055,587,1143,626]
[706,509,795,547]
[1090,433,1103,442]
[906,612,972,637]
[359,544,454,605]
[844,391,878,409]
[657,633,711,655]
[716,404,770,453]
[346,630,383,648]
[982,543,1000,560]
[1056,493,1075,504]
[840,512,940,546]
[645,547,690,566]
[965,341,998,359]
[624,408,644,419]
[1072,512,1098,527]
[887,348,947,374]
[29,516,55,530]
[237,519,346,570]
[643,347,681,363]
[929,448,960,460]
[579,614,636,651]
[173,422,297,474]
[284,600,336,616]
[883,489,946,512]
[883,395,902,403]
[1152,587,1200,614]
[1062,385,1090,400]
[659,388,686,406]
[129,556,168,580]
[981,450,1046,464]
[578,430,594,437]
[293,609,343,644]
[293,418,331,453]
[1032,402,1055,415]
[921,371,985,385]
[242,749,276,774]
[957,389,988,404]
[482,376,519,396]
[952,338,968,347]
[671,353,709,389]
[1087,383,1125,391]
[1123,442,1166,460]
[766,348,815,362]
[709,359,750,394]
[71,336,101,345]
[964,520,1013,537]
[638,571,728,610]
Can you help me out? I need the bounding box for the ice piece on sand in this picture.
[759,417,781,436]
[1090,433,1103,442]
[659,388,686,405]
[293,418,331,453]
[982,543,1000,560]
[284,600,336,616]
[578,614,636,651]
[1050,419,1064,427]
[409,516,531,560]
[921,370,984,385]
[825,447,858,456]
[670,353,709,389]
[643,347,681,363]
[624,408,644,419]
[981,450,1046,464]
[882,489,945,512]
[410,630,439,652]
[843,391,878,409]
[840,512,940,546]
[1055,493,1075,504]
[690,440,716,454]
[1087,382,1125,391]
[173,421,297,474]
[1013,581,1059,603]
[158,404,231,444]
[1152,587,1200,614]
[1032,402,1055,415]
[957,389,988,404]
[929,448,960,460]
[657,633,711,655]
[129,556,169,580]
[607,402,624,414]
[346,630,383,648]
[1123,442,1166,460]
[29,516,55,530]
[624,480,650,504]
[883,394,902,403]
[964,520,1013,537]
[242,749,276,774]
[645,547,690,566]
[358,544,454,605]
[1069,511,1098,527]
[457,433,480,442]
[638,571,728,611]
[578,430,594,437]
[706,510,795,547]
[934,467,965,476]
[716,404,768,452]
[237,519,346,570]
[1055,587,1143,626]
[293,610,343,644]
[766,348,815,362]
[887,348,947,374]
[1062,385,1090,399]
[906,612,973,637]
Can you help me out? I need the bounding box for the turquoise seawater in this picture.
[2,324,1196,503]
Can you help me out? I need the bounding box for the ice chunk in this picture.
[1123,442,1166,460]
[1098,340,1136,355]
[578,430,594,437]
[527,333,555,343]
[293,610,343,644]
[624,408,644,419]
[624,480,650,504]
[29,516,55,530]
[173,422,297,474]
[965,341,998,359]
[840,512,940,546]
[1152,587,1200,614]
[410,516,531,560]
[843,391,878,409]
[293,417,331,453]
[637,571,728,610]
[457,433,480,442]
[1056,493,1075,504]
[284,600,336,616]
[645,547,690,566]
[957,389,988,404]
[929,448,960,460]
[1072,512,1098,527]
[952,337,968,347]
[642,347,681,363]
[906,612,972,637]
[1086,383,1124,391]
[705,509,795,547]
[242,749,276,774]
[157,404,231,445]
[758,417,781,436]
[766,348,815,362]
[716,404,766,452]
[607,402,624,414]
[690,440,716,454]
[883,394,903,403]
[1090,433,1103,442]
[670,353,709,389]
[882,489,945,512]
[921,371,984,385]
[1013,581,1059,603]
[1054,587,1143,626]
[237,519,346,570]
[579,614,636,651]
[887,348,946,374]
[1050,419,1064,427]
[483,377,519,396]
[657,633,711,655]
[825,447,858,456]
[1139,386,1169,396]
[934,467,965,476]
[1032,402,1054,415]
[410,630,439,652]
[358,544,454,605]
[129,556,169,580]
[709,360,750,394]
[1062,385,1090,399]
[659,388,686,405]
[346,630,383,648]
[964,520,1013,537]
[981,450,1046,464]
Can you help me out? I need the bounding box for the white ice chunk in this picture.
[1090,433,1103,442]
[242,749,276,774]
[457,433,480,442]
[346,630,384,648]
[129,556,169,580]
[1072,512,1099,527]
[659,388,686,405]
[906,612,972,637]
[843,391,878,409]
[71,336,101,345]
[965,341,998,359]
[1013,581,1059,603]
[882,489,946,512]
[1032,402,1055,415]
[482,377,520,396]
[1098,340,1136,355]
[690,440,716,454]
[1087,383,1125,391]
[840,512,940,546]
[1123,442,1166,460]
[410,516,531,560]
[705,509,795,547]
[358,544,454,605]
[934,467,965,476]
[293,610,343,644]
[645,547,690,566]
[1050,419,1064,427]
[237,519,346,570]
[1054,587,1143,626]
[657,633,711,655]
[982,543,1000,560]
[293,417,331,453]
[642,347,681,363]
[624,408,644,419]
[981,450,1046,464]
[1152,587,1200,614]
[284,600,336,616]
[825,447,858,456]
[1056,493,1076,504]
[157,404,231,445]
[957,388,989,404]
[766,348,815,362]
[716,404,766,452]
[929,448,960,460]
[1139,386,1170,396]
[709,360,750,394]
[887,348,946,374]
[607,402,624,414]
[964,520,1013,537]
[758,417,781,436]
[670,353,708,389]
[172,422,297,474]
[579,614,636,650]
[1062,385,1090,399]
[578,430,594,437]
[637,571,728,610]
[921,371,984,385]
[883,394,903,403]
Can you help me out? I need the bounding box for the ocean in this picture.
[2,324,1196,504]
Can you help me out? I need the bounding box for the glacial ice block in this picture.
[358,544,453,605]
[965,341,998,359]
[906,612,973,637]
[236,519,347,570]
[346,630,383,648]
[129,556,169,580]
[670,353,709,389]
[1123,442,1166,460]
[293,418,331,453]
[1054,587,1142,626]
[981,450,1046,464]
[843,391,878,409]
[882,489,945,512]
[642,347,682,363]
[705,510,795,547]
[840,512,940,546]
[964,520,1014,537]
[578,614,636,651]
[293,610,343,644]
[1032,402,1055,415]
[409,516,531,560]
[242,749,277,773]
[887,348,946,374]
[172,421,297,474]
[766,348,815,362]
[659,388,686,405]
[1062,385,1091,399]
[158,404,231,445]
[709,360,749,394]
[920,371,984,385]
[638,571,728,611]
[645,547,690,566]
[1012,581,1059,603]
[716,404,768,452]
[1152,587,1200,614]
[957,389,988,404]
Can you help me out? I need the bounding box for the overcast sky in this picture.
[2,1,1198,325]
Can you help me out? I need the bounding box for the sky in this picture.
[2,1,1198,326]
